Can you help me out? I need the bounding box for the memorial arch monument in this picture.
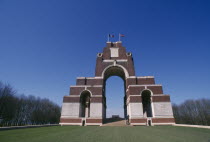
[60,41,175,126]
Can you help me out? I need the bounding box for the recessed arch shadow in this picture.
[141,90,153,117]
[79,90,91,118]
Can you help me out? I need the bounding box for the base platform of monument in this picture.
[102,118,129,126]
[60,117,175,126]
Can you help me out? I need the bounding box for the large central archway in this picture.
[102,66,127,119]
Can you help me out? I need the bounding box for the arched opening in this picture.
[105,76,124,118]
[80,90,91,118]
[141,90,153,117]
[103,66,127,120]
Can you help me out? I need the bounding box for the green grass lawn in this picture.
[0,126,210,142]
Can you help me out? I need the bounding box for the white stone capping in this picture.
[70,85,103,87]
[127,76,136,78]
[117,59,128,62]
[127,94,166,98]
[77,77,86,79]
[66,95,79,97]
[103,60,113,62]
[94,77,103,79]
[60,123,82,126]
[137,76,154,78]
[128,84,162,88]
[86,123,102,126]
[77,77,103,79]
[173,124,210,129]
[103,59,128,62]
[86,77,103,79]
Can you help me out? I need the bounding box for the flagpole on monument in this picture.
[107,34,109,42]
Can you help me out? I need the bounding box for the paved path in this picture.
[102,119,130,126]
[174,124,210,129]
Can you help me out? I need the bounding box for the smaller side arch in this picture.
[79,89,92,97]
[141,89,153,117]
[79,90,91,118]
[140,89,153,96]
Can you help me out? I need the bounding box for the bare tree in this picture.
[0,81,61,126]
[172,99,210,126]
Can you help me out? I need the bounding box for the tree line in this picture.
[0,82,61,126]
[172,99,210,126]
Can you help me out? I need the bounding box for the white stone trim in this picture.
[77,77,86,79]
[60,123,82,126]
[103,59,128,62]
[64,95,79,97]
[77,77,103,79]
[94,77,103,79]
[86,77,103,79]
[128,84,162,88]
[86,123,102,126]
[80,89,92,97]
[102,64,129,78]
[137,76,154,78]
[117,59,128,62]
[91,95,103,97]
[114,60,116,66]
[173,124,210,129]
[140,89,154,96]
[127,76,136,78]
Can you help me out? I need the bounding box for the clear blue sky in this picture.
[0,0,210,117]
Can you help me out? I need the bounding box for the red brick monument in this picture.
[60,41,175,126]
